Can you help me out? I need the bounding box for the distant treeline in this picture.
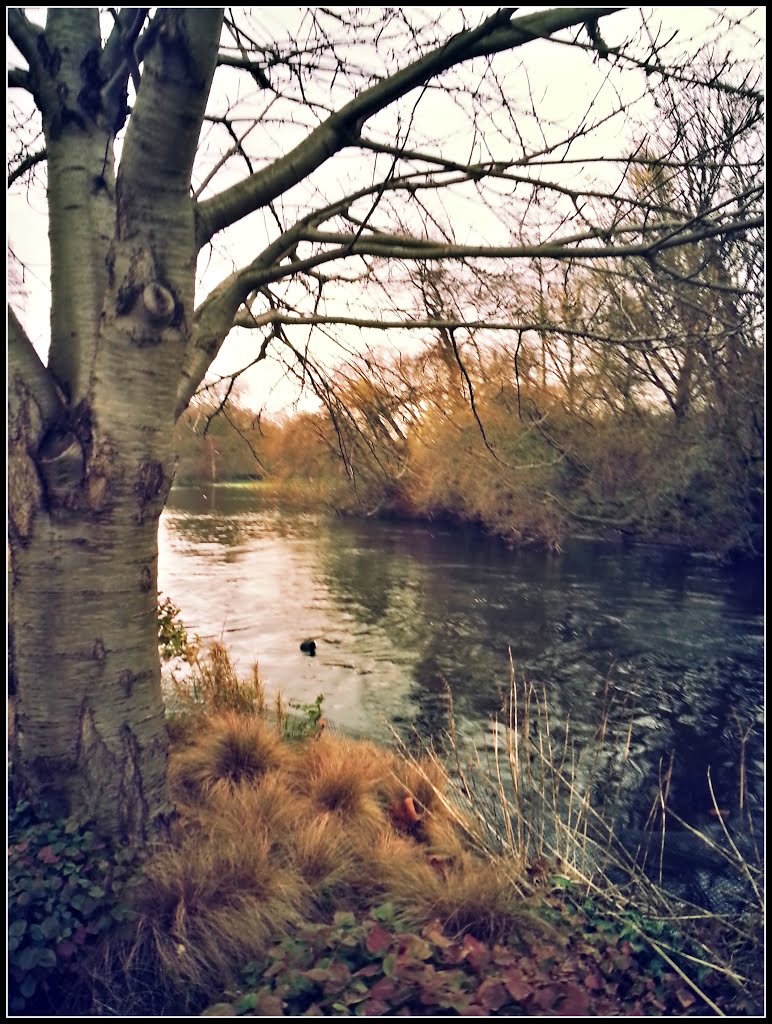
[176,314,762,561]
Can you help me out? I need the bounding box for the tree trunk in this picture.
[9,510,172,837]
[8,8,224,839]
[9,376,175,837]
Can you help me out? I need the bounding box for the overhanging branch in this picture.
[8,307,66,429]
[216,52,271,88]
[299,216,763,262]
[8,8,43,71]
[8,67,31,90]
[232,310,679,349]
[196,7,621,246]
[8,148,47,186]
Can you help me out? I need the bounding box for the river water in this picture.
[159,484,764,902]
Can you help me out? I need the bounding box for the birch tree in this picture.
[7,6,763,838]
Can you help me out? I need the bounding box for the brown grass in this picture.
[120,643,761,1017]
[129,828,308,996]
[126,639,539,1014]
[169,712,288,799]
[295,735,389,841]
[366,832,536,942]
[171,641,266,717]
[284,813,360,904]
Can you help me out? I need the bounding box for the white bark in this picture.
[9,8,223,838]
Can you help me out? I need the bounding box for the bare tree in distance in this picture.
[8,7,763,838]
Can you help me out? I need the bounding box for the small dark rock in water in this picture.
[300,639,317,656]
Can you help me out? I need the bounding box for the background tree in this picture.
[8,7,763,838]
[174,379,265,484]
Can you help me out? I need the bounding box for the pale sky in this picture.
[7,6,765,414]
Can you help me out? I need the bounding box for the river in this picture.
[159,484,764,904]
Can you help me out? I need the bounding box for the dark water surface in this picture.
[159,485,763,893]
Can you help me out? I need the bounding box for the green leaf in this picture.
[15,946,40,971]
[37,947,58,968]
[382,953,397,978]
[371,902,396,924]
[20,975,38,999]
[234,992,258,1014]
[550,875,573,889]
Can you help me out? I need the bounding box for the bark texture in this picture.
[9,8,224,838]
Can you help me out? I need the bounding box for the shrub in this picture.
[157,593,199,664]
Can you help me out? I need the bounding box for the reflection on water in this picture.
[159,485,763,883]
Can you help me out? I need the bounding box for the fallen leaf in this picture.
[402,795,421,824]
[366,923,393,956]
[461,933,491,973]
[369,977,398,1001]
[555,982,591,1016]
[476,978,511,1012]
[533,984,561,1011]
[676,987,697,1009]
[360,998,391,1015]
[502,967,533,1002]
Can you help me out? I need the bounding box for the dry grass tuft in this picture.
[418,855,538,943]
[172,641,266,717]
[170,712,288,799]
[130,827,308,998]
[81,644,764,1016]
[367,832,534,943]
[164,711,200,747]
[285,812,360,904]
[387,754,450,813]
[291,735,391,840]
[214,770,314,838]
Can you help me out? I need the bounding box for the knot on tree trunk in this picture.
[142,282,176,325]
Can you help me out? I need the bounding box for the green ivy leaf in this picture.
[234,992,258,1014]
[40,916,61,941]
[20,975,38,998]
[371,902,396,924]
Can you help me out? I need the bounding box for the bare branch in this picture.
[119,9,224,198]
[216,51,271,89]
[102,7,149,132]
[232,310,680,350]
[8,67,31,90]
[8,307,66,429]
[8,147,47,186]
[7,8,43,71]
[196,7,621,246]
[298,217,762,262]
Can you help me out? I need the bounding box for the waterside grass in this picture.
[9,642,764,1016]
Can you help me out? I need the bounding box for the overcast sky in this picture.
[7,6,765,414]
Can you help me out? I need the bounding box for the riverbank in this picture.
[172,477,763,564]
[9,646,764,1016]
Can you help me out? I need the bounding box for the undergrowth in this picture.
[8,640,764,1017]
[7,793,143,1015]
